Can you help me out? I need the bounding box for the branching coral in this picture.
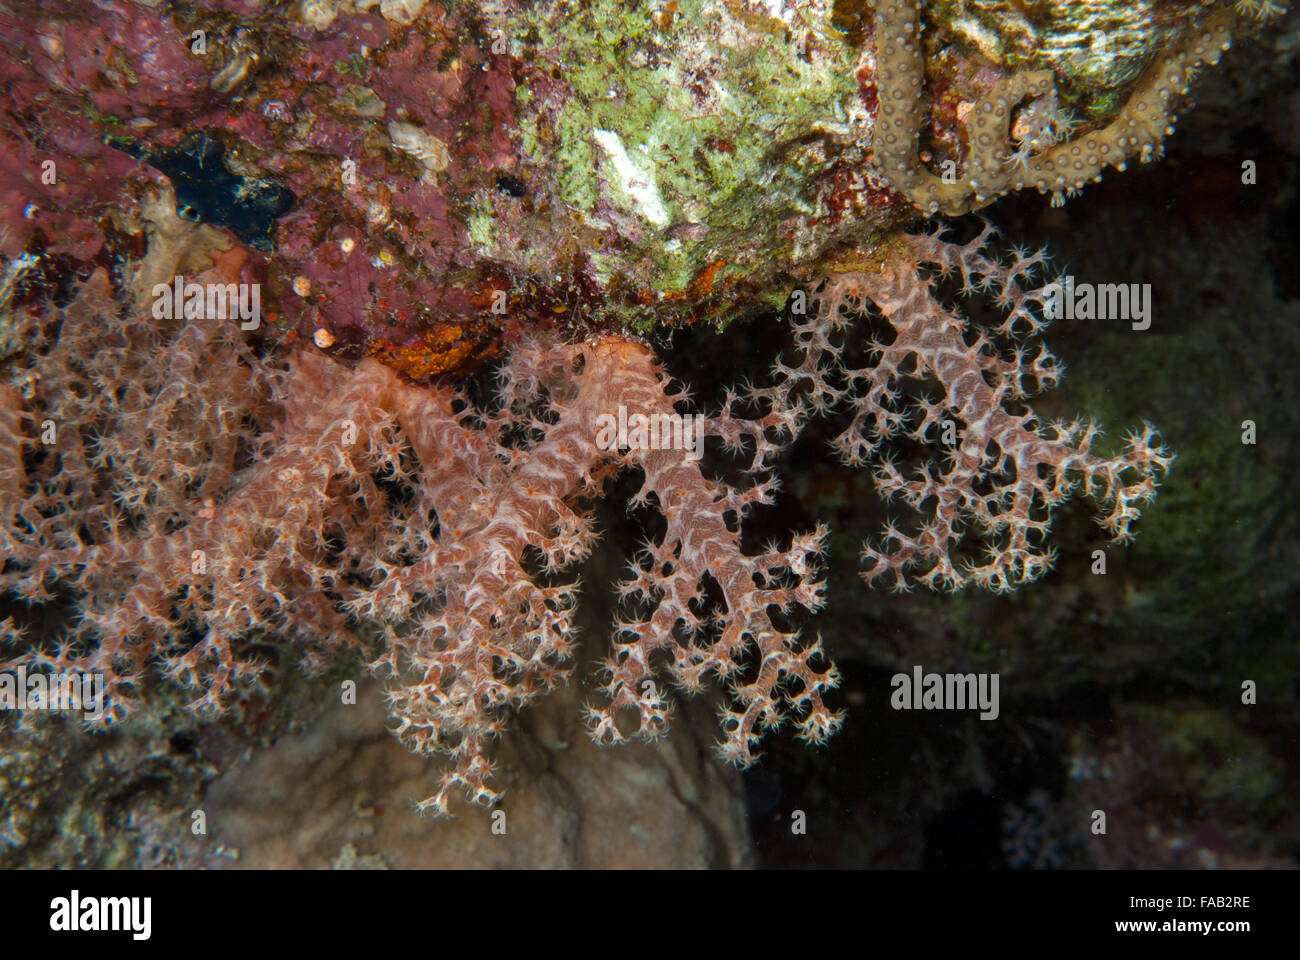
[872,0,1237,213]
[741,224,1173,591]
[0,221,1172,811]
[0,272,840,814]
[0,196,1167,813]
[352,334,841,813]
[1235,0,1290,18]
[0,269,358,720]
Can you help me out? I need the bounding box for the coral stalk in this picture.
[872,0,1236,213]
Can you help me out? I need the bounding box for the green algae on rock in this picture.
[486,0,902,328]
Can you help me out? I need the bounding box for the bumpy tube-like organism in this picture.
[872,0,1237,213]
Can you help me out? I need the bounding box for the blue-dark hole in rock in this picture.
[109,133,294,252]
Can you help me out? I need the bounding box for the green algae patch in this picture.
[499,0,876,316]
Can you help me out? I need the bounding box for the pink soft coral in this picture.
[0,225,1170,814]
[0,279,839,814]
[749,224,1173,592]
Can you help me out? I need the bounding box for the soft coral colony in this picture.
[0,0,1260,813]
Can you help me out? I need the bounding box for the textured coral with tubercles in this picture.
[872,0,1238,213]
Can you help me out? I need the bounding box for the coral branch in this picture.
[0,203,1167,811]
[765,225,1172,591]
[581,343,840,764]
[0,279,837,813]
